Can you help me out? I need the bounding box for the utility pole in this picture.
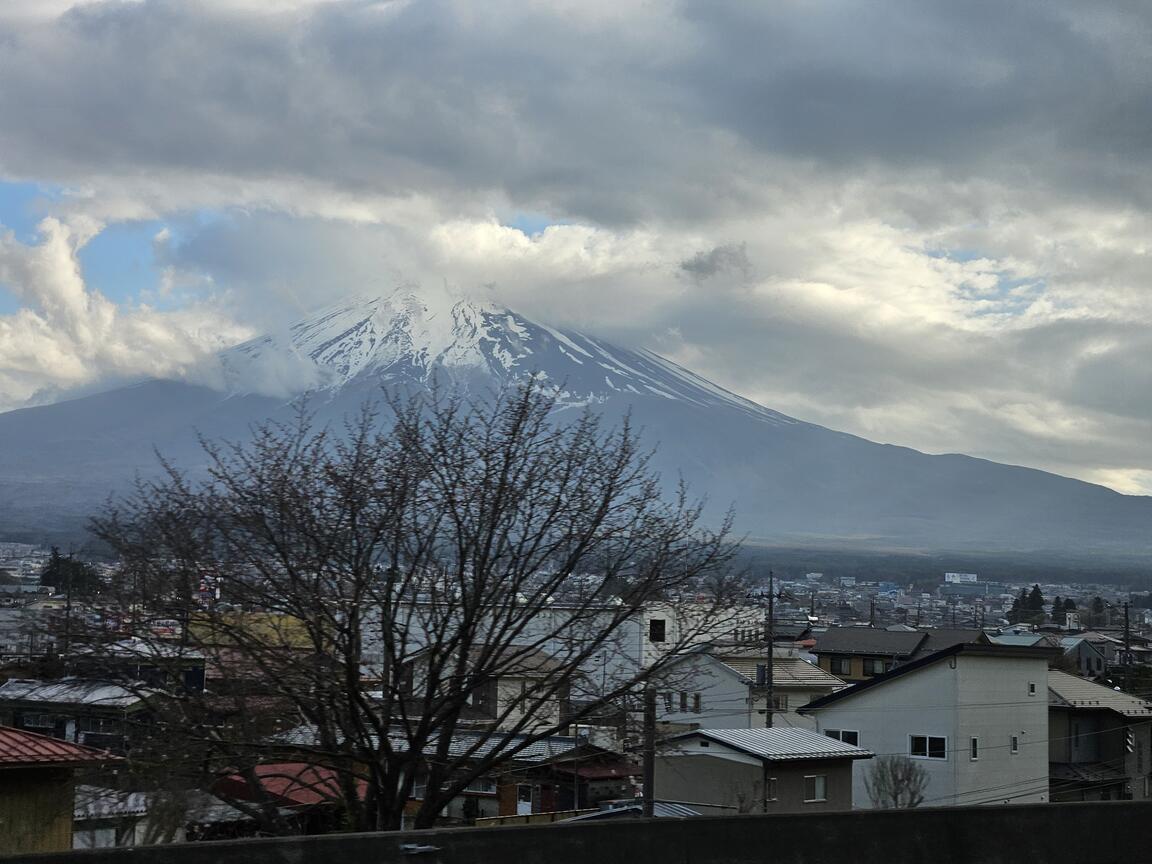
[869,597,876,628]
[915,599,921,627]
[642,685,656,817]
[1124,602,1132,693]
[765,570,775,728]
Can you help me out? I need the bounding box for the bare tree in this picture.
[89,384,743,832]
[863,755,928,809]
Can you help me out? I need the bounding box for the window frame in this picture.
[829,656,852,676]
[803,774,828,803]
[861,657,888,677]
[1010,735,1020,755]
[825,729,860,747]
[910,734,948,760]
[648,619,667,643]
[969,737,979,761]
[766,776,778,802]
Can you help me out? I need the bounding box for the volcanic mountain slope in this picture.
[0,289,1149,554]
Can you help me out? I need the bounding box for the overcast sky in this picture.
[1,0,1152,493]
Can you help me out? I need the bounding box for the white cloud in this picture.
[0,218,249,407]
[0,0,1151,494]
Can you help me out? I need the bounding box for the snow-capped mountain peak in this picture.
[219,288,795,424]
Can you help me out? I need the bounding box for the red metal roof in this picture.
[217,763,367,808]
[0,725,116,767]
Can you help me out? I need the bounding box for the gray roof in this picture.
[663,727,872,762]
[812,628,924,656]
[1048,670,1152,718]
[0,678,145,709]
[990,633,1048,647]
[916,629,989,655]
[277,723,581,764]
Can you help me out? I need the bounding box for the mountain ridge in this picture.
[0,288,1149,555]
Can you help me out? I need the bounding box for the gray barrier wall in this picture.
[7,801,1152,864]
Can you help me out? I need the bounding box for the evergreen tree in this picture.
[1052,596,1063,623]
[1027,584,1045,611]
[1091,596,1106,626]
[1064,597,1077,611]
[39,547,102,598]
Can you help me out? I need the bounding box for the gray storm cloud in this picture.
[0,0,1150,493]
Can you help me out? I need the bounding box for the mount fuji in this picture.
[1,289,1150,555]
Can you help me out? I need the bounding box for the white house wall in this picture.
[809,653,1048,809]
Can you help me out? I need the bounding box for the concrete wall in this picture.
[10,802,1152,864]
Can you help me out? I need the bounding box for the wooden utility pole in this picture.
[642,686,656,817]
[765,570,775,728]
[1124,602,1132,693]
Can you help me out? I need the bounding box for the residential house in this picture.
[800,643,1054,808]
[0,725,116,856]
[1057,637,1107,678]
[71,637,206,695]
[497,745,636,816]
[73,785,281,848]
[1047,670,1152,801]
[811,627,988,682]
[271,722,584,825]
[399,644,572,733]
[0,678,152,754]
[654,644,846,731]
[0,607,54,661]
[653,727,872,815]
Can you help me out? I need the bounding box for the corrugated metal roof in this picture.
[277,724,580,763]
[0,678,144,708]
[0,725,115,767]
[665,727,872,762]
[75,785,149,820]
[720,657,845,688]
[1048,670,1152,718]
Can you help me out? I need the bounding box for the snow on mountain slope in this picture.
[220,289,796,425]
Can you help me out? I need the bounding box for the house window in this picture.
[648,619,667,643]
[680,691,689,713]
[825,729,860,746]
[766,777,778,801]
[1028,682,1037,696]
[663,692,674,712]
[77,717,121,735]
[862,658,887,677]
[830,656,852,676]
[803,775,828,802]
[1011,735,1020,754]
[970,737,979,761]
[771,694,789,712]
[693,692,702,713]
[20,713,54,729]
[910,735,947,759]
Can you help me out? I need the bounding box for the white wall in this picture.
[808,652,1049,808]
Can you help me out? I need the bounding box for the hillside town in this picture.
[2,540,1152,855]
